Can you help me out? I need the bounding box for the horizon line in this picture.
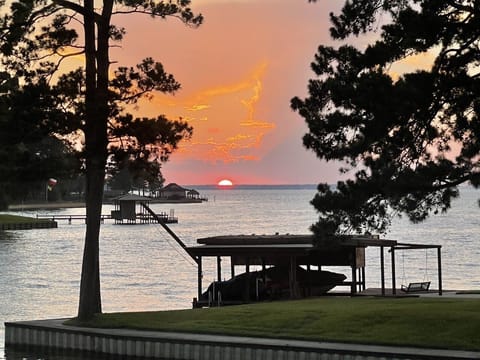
[180,183,320,187]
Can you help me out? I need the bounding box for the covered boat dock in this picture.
[186,234,442,307]
[110,194,177,224]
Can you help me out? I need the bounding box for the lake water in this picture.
[1,185,480,359]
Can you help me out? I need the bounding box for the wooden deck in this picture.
[35,213,178,224]
[356,287,440,297]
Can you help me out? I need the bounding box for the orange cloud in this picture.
[113,0,343,184]
[186,104,211,111]
[138,61,275,164]
[240,121,275,129]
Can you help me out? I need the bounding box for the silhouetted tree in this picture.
[292,1,480,240]
[56,62,193,194]
[107,160,165,195]
[0,75,80,207]
[1,0,201,319]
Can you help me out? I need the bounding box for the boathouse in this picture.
[157,183,188,200]
[186,234,442,307]
[110,194,177,224]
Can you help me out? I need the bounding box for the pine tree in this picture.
[1,0,201,319]
[292,1,480,239]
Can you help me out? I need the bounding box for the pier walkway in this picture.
[35,213,178,224]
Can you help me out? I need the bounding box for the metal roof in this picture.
[161,183,187,192]
[197,234,314,245]
[187,234,399,259]
[195,234,397,247]
[112,194,151,202]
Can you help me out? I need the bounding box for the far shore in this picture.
[8,201,86,211]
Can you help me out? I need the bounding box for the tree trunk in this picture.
[78,162,104,320]
[77,0,111,320]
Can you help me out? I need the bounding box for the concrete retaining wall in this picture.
[5,319,480,360]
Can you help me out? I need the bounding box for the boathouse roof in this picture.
[187,234,399,260]
[161,183,187,192]
[194,234,398,247]
[113,194,151,202]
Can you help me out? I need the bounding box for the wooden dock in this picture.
[35,213,178,224]
[0,221,58,230]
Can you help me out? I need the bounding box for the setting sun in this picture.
[218,179,233,187]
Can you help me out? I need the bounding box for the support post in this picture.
[289,256,297,299]
[261,258,266,283]
[245,257,250,302]
[217,256,222,282]
[230,257,235,278]
[361,267,366,291]
[380,246,385,296]
[351,249,357,295]
[391,246,396,295]
[197,257,202,301]
[307,264,311,296]
[351,266,356,295]
[438,247,443,296]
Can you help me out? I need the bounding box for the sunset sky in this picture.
[108,0,426,186]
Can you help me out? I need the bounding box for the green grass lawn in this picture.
[68,297,480,351]
[0,214,44,224]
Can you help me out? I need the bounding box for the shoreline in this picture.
[6,293,480,359]
[7,202,86,211]
[5,318,480,360]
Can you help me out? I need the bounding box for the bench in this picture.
[401,281,431,293]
